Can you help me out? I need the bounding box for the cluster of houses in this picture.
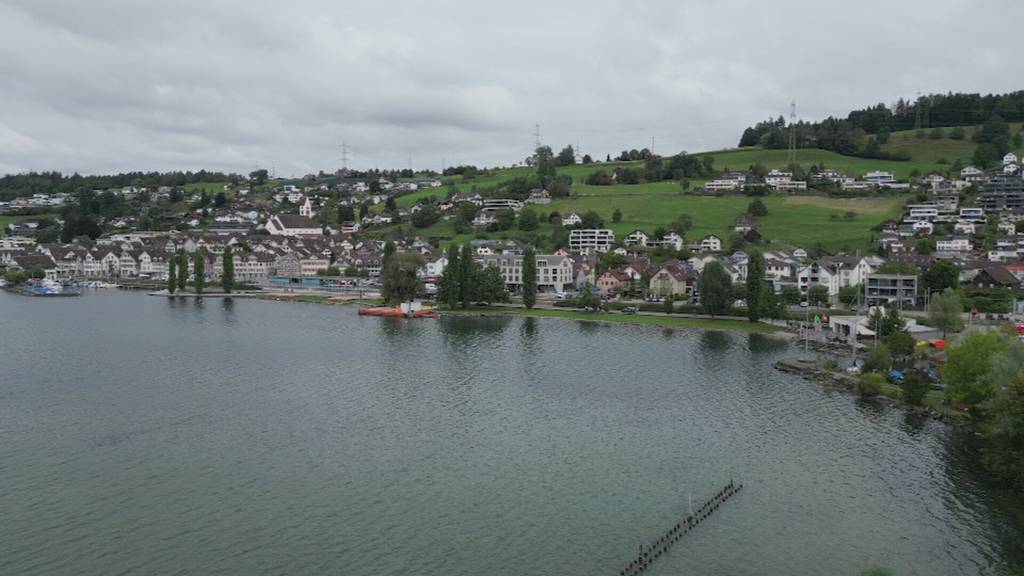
[889,154,1024,260]
[702,168,912,194]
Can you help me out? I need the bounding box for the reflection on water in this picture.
[1,291,1022,576]
[699,330,733,352]
[748,332,789,354]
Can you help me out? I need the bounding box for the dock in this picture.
[617,481,742,575]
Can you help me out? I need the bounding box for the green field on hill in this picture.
[880,122,1023,164]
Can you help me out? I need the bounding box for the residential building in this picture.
[865,273,917,307]
[569,229,614,254]
[476,253,573,292]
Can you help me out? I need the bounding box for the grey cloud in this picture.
[1,0,1021,175]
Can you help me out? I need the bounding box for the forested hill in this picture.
[738,90,1024,160]
[0,171,240,202]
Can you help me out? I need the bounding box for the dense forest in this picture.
[738,90,1024,161]
[0,171,240,202]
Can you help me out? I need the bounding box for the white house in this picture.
[1004,152,1019,166]
[936,236,972,253]
[562,212,583,226]
[624,229,650,247]
[699,234,722,252]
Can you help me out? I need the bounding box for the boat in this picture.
[23,279,81,297]
[358,302,438,318]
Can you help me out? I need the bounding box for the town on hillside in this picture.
[3,150,1024,317]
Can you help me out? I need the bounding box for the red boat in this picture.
[358,305,438,318]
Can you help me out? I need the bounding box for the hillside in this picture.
[380,147,927,252]
[880,122,1024,164]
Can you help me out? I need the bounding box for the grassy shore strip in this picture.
[444,306,781,334]
[253,293,383,306]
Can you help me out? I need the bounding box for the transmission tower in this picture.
[788,100,797,164]
[340,142,350,171]
[534,122,542,150]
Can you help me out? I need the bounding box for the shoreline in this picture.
[440,306,784,335]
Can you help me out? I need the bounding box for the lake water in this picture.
[1,291,1022,576]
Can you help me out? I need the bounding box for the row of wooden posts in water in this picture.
[619,480,743,575]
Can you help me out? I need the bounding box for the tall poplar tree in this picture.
[221,245,235,293]
[439,243,461,309]
[745,249,765,322]
[699,261,733,318]
[194,248,206,294]
[177,251,188,291]
[522,245,537,309]
[459,243,475,309]
[167,257,177,294]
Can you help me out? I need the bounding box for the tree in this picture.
[807,284,829,306]
[745,249,765,322]
[860,343,892,374]
[459,243,475,309]
[385,196,397,212]
[856,373,885,397]
[213,191,227,207]
[438,243,461,309]
[949,126,965,140]
[580,211,604,229]
[780,285,801,305]
[973,142,1000,168]
[928,288,964,337]
[221,245,235,293]
[612,208,622,224]
[381,252,425,305]
[747,198,768,217]
[383,240,397,265]
[922,260,960,294]
[518,209,539,231]
[167,257,177,294]
[476,266,508,304]
[663,294,674,314]
[555,145,576,166]
[534,145,556,181]
[582,154,593,164]
[698,261,733,318]
[943,331,1013,413]
[577,282,600,311]
[522,246,537,309]
[193,249,205,294]
[900,371,930,405]
[249,169,268,186]
[411,205,440,228]
[493,208,516,231]
[177,251,188,291]
[981,368,1024,488]
[839,284,860,307]
[883,330,915,357]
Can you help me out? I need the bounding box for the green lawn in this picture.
[448,306,781,334]
[0,212,60,231]
[881,122,1024,164]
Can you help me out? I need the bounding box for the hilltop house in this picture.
[266,214,323,237]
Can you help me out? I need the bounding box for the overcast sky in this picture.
[1,0,1021,177]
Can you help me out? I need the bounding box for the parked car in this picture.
[622,306,638,315]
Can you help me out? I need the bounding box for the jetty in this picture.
[618,481,742,575]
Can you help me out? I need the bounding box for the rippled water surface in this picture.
[1,291,1022,575]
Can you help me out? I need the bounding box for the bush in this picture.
[861,343,892,374]
[900,372,930,405]
[856,373,885,397]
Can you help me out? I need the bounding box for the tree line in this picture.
[738,90,1024,160]
[0,170,240,202]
